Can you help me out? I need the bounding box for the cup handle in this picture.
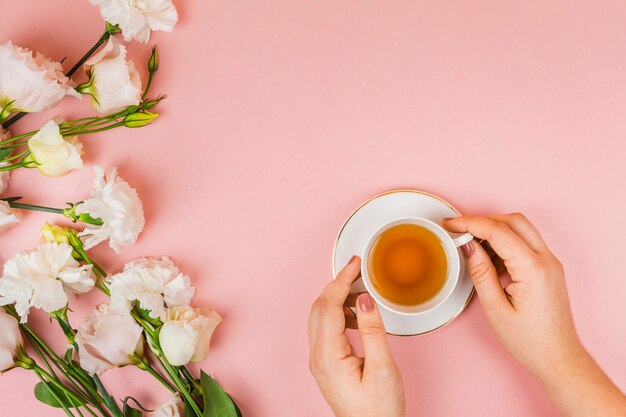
[452,232,474,247]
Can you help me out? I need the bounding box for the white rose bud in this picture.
[76,303,143,375]
[160,306,222,366]
[0,308,23,371]
[80,37,141,115]
[26,119,83,177]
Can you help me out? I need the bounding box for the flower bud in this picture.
[123,111,159,128]
[42,222,72,244]
[148,46,158,73]
[160,306,221,366]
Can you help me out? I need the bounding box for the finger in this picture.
[355,293,394,371]
[486,213,548,253]
[460,240,512,314]
[308,255,361,352]
[444,216,538,269]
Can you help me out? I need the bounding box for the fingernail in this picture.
[348,255,358,265]
[358,293,375,312]
[461,241,475,258]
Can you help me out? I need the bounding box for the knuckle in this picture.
[494,221,512,235]
[312,297,329,313]
[468,261,493,281]
[359,321,386,337]
[508,212,527,223]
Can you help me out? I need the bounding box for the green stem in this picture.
[142,71,155,101]
[3,149,29,162]
[34,371,76,417]
[136,355,176,393]
[0,129,38,144]
[0,162,23,171]
[61,122,124,137]
[92,375,123,417]
[181,366,202,395]
[34,365,92,405]
[2,25,118,130]
[7,202,64,214]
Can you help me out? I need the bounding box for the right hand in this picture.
[443,214,583,377]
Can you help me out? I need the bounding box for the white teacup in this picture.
[361,217,473,316]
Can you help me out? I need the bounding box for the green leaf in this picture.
[123,402,143,417]
[230,395,243,417]
[34,382,82,408]
[0,147,12,161]
[200,371,238,417]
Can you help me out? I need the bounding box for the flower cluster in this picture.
[0,1,241,416]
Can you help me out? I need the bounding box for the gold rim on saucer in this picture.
[332,189,475,337]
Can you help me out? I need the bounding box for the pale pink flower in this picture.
[152,393,183,417]
[0,201,20,234]
[81,37,141,115]
[75,303,143,375]
[0,308,22,371]
[0,41,79,114]
[27,119,83,177]
[90,0,178,44]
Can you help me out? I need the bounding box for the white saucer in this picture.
[332,190,474,336]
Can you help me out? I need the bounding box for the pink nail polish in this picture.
[461,241,475,258]
[358,293,375,312]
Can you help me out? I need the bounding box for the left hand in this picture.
[308,255,406,417]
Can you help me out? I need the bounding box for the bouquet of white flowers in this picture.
[0,2,242,416]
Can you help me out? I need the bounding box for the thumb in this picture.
[460,240,511,314]
[356,293,394,370]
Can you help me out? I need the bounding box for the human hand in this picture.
[308,255,405,417]
[443,214,582,377]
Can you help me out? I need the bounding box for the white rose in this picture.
[0,242,94,322]
[27,119,83,177]
[76,166,145,253]
[109,256,195,320]
[76,303,143,375]
[0,201,20,234]
[152,393,183,417]
[0,41,79,115]
[160,306,221,366]
[81,37,141,115]
[0,308,23,371]
[90,0,178,44]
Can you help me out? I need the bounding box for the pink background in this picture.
[2,1,626,416]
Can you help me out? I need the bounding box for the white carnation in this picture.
[90,0,178,44]
[109,256,196,320]
[0,41,79,114]
[76,166,145,254]
[0,243,94,322]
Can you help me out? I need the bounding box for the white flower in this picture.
[75,303,143,375]
[81,37,141,115]
[0,201,19,233]
[76,166,145,253]
[0,308,23,371]
[0,41,79,115]
[90,0,178,44]
[109,256,195,320]
[152,393,183,417]
[0,127,11,194]
[0,243,94,322]
[160,306,221,366]
[27,119,83,177]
